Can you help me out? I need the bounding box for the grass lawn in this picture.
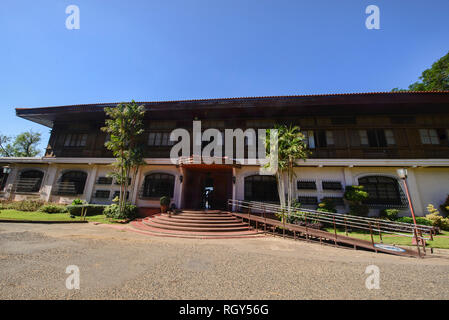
[0,209,120,224]
[325,228,449,249]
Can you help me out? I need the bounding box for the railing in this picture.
[52,182,79,196]
[228,199,435,257]
[12,178,42,193]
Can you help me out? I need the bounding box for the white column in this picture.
[4,166,18,200]
[176,166,185,209]
[343,167,354,187]
[84,165,98,203]
[42,164,58,202]
[404,168,424,216]
[131,165,143,205]
[231,167,237,211]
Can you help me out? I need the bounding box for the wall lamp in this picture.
[232,176,236,184]
[179,175,183,183]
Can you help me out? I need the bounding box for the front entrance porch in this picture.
[180,165,233,210]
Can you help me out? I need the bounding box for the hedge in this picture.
[66,204,107,216]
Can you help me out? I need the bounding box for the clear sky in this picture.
[1,0,448,152]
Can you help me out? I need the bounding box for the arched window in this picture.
[15,170,44,193]
[244,175,278,202]
[141,173,175,198]
[358,176,402,206]
[58,171,87,195]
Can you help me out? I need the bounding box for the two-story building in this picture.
[1,91,449,216]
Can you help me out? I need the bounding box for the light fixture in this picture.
[3,166,11,174]
[232,176,236,184]
[179,175,183,183]
[396,168,408,179]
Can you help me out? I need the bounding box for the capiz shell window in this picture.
[358,176,403,206]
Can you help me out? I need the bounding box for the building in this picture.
[1,91,449,216]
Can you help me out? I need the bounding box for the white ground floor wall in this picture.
[1,158,449,217]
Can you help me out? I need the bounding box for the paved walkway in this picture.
[0,222,448,299]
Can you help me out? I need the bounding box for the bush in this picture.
[316,200,337,213]
[379,208,399,220]
[440,195,449,217]
[348,203,369,217]
[39,204,67,213]
[71,199,85,205]
[104,203,138,220]
[343,185,369,202]
[66,204,107,216]
[396,216,433,226]
[160,196,170,206]
[0,200,45,212]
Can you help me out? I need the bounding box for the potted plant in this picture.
[160,196,170,213]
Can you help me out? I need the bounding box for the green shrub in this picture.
[348,203,369,217]
[0,200,45,212]
[71,199,85,205]
[396,216,433,226]
[66,204,107,216]
[39,204,67,213]
[379,208,399,220]
[316,199,337,213]
[160,196,170,206]
[104,203,137,220]
[343,185,369,202]
[440,195,449,217]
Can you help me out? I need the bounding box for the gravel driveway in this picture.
[0,222,448,299]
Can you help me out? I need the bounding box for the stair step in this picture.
[158,215,238,222]
[156,217,243,224]
[129,221,264,239]
[143,219,252,232]
[149,218,248,228]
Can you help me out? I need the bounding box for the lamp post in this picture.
[396,168,419,244]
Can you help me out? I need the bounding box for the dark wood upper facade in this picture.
[15,92,449,159]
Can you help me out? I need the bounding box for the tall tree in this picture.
[0,130,41,157]
[393,52,449,91]
[265,124,310,213]
[102,101,145,214]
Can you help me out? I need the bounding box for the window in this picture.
[315,130,334,148]
[385,130,396,145]
[419,129,439,145]
[141,173,175,198]
[15,170,44,193]
[244,175,278,202]
[297,180,316,190]
[148,132,175,146]
[97,177,113,185]
[302,131,315,148]
[298,196,318,205]
[94,190,110,199]
[58,171,87,195]
[64,133,88,147]
[322,181,342,190]
[359,129,390,147]
[1,171,9,191]
[358,176,403,206]
[113,191,129,200]
[321,197,344,206]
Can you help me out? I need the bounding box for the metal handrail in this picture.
[228,199,434,241]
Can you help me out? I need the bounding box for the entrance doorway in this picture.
[182,165,233,210]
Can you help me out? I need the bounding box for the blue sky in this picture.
[1,0,448,152]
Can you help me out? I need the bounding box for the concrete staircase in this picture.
[129,210,265,239]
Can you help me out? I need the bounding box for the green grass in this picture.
[325,228,449,249]
[0,209,120,224]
